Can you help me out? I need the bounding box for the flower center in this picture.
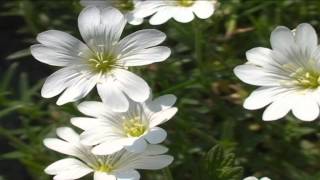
[282,62,320,89]
[97,164,113,173]
[177,0,195,7]
[113,0,135,11]
[123,117,146,137]
[291,69,320,89]
[88,52,117,73]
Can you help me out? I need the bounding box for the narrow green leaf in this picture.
[6,48,31,60]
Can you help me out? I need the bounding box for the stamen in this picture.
[123,117,146,137]
[88,52,118,73]
[177,0,195,7]
[282,63,320,89]
[114,0,135,11]
[98,164,113,173]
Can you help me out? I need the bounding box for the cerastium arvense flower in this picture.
[31,4,177,180]
[31,6,170,112]
[44,127,173,180]
[71,94,177,155]
[234,23,320,121]
[134,0,217,25]
[80,0,147,25]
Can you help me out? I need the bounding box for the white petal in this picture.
[261,178,271,180]
[127,17,143,25]
[114,69,150,102]
[71,117,102,130]
[270,26,294,52]
[144,127,167,144]
[173,8,194,23]
[125,138,147,153]
[91,139,130,155]
[97,78,129,112]
[295,23,318,52]
[56,74,97,105]
[80,127,118,146]
[246,47,275,67]
[36,30,89,57]
[78,7,125,48]
[56,127,80,143]
[121,46,171,66]
[262,94,293,121]
[233,64,282,86]
[134,1,163,18]
[30,45,80,67]
[125,13,143,25]
[192,1,215,19]
[78,6,101,44]
[149,107,178,127]
[43,138,79,156]
[94,172,116,180]
[117,170,140,180]
[244,87,286,110]
[149,7,174,25]
[292,94,319,121]
[243,177,259,180]
[129,155,173,170]
[143,144,168,155]
[118,29,166,54]
[41,66,84,98]
[146,94,177,112]
[45,158,92,179]
[100,7,126,42]
[77,101,109,117]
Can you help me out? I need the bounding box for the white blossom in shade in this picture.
[30,7,170,112]
[80,0,145,25]
[134,0,217,25]
[243,177,271,180]
[44,127,174,180]
[71,94,178,155]
[234,23,320,121]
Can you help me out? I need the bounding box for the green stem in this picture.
[193,20,208,88]
[193,20,218,103]
[162,167,174,180]
[160,78,198,94]
[194,21,204,73]
[0,126,34,153]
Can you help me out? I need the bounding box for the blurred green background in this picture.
[1,0,320,179]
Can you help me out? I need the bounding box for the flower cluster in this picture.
[30,0,319,179]
[44,127,173,180]
[81,0,217,25]
[30,1,193,179]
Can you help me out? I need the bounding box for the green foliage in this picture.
[201,145,243,180]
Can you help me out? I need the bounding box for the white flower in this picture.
[44,127,173,180]
[30,7,170,112]
[71,94,178,155]
[80,0,145,25]
[234,23,320,121]
[135,0,217,25]
[243,176,271,180]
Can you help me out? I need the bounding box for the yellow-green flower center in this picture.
[113,0,135,11]
[97,164,113,173]
[177,0,195,7]
[292,70,320,89]
[283,63,320,89]
[88,52,117,73]
[123,117,146,137]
